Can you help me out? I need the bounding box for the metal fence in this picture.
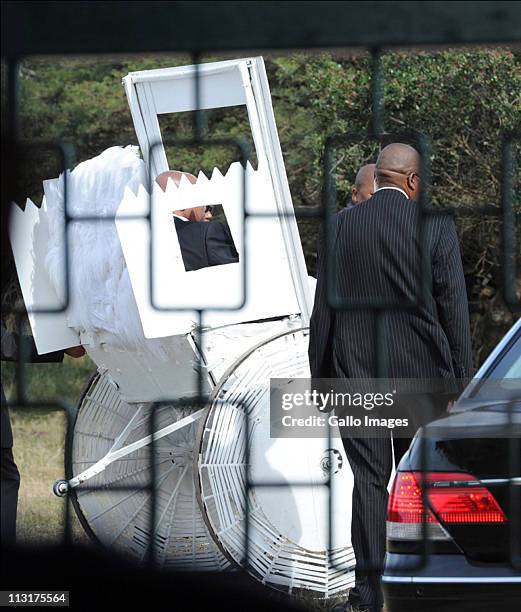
[1,0,520,597]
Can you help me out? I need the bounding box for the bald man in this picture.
[156,171,238,272]
[309,143,472,611]
[350,163,376,206]
[156,170,206,222]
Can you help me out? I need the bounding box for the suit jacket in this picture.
[1,324,64,448]
[308,189,473,383]
[174,217,239,272]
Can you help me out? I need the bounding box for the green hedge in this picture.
[15,49,521,366]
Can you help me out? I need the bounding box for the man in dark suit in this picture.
[1,323,85,546]
[349,163,376,207]
[156,170,239,272]
[309,143,472,611]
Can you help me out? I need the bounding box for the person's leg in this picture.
[342,436,393,611]
[1,446,20,546]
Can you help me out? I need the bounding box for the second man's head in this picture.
[351,163,376,205]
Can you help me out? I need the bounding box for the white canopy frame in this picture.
[121,57,311,336]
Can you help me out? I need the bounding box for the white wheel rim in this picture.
[196,329,355,597]
[72,371,230,571]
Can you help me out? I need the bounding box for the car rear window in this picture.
[472,330,521,401]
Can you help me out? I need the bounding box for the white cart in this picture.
[10,58,355,598]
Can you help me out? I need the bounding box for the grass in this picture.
[2,354,95,405]
[10,408,87,544]
[3,355,95,544]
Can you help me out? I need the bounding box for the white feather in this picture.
[44,145,179,360]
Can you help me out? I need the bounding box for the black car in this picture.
[383,319,521,611]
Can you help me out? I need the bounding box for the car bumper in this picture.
[383,553,521,611]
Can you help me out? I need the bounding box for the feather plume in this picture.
[44,145,179,360]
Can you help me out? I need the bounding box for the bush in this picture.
[12,49,521,366]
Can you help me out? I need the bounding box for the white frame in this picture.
[121,57,311,336]
[9,199,80,354]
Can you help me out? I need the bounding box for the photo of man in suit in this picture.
[156,170,239,272]
[308,143,473,611]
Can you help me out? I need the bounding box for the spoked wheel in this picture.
[68,370,230,571]
[195,328,356,598]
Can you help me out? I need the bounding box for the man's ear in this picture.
[406,173,417,195]
[406,173,421,199]
[351,187,358,204]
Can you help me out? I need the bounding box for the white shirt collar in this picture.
[173,213,189,222]
[375,186,409,199]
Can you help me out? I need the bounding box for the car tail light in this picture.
[387,472,448,541]
[387,471,507,541]
[423,472,507,524]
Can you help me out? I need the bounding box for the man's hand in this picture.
[64,345,86,358]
